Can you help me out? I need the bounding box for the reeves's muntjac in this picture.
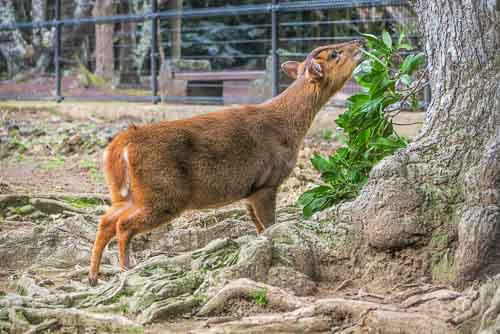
[89,40,364,285]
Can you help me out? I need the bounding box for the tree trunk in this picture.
[168,0,183,60]
[336,0,499,286]
[31,0,53,75]
[117,0,140,85]
[0,0,28,77]
[62,0,93,66]
[93,0,114,81]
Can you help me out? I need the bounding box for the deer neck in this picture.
[263,76,333,144]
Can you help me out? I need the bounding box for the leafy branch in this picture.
[298,30,427,218]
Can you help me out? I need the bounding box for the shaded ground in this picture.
[4,102,496,334]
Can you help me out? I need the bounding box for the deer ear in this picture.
[306,59,323,82]
[281,61,301,79]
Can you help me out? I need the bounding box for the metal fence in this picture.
[0,0,417,105]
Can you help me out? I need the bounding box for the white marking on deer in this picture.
[102,148,109,162]
[120,146,130,198]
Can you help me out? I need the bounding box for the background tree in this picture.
[92,0,114,80]
[62,0,94,70]
[167,0,183,60]
[0,0,28,77]
[117,0,140,85]
[332,0,498,285]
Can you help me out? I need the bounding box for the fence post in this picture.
[271,0,280,97]
[151,0,159,103]
[54,0,62,102]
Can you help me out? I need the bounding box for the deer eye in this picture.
[330,50,340,59]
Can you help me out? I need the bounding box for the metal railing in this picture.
[0,0,414,105]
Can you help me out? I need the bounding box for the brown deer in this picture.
[88,40,364,286]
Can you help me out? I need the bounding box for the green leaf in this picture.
[359,96,384,114]
[354,128,372,147]
[346,94,371,112]
[382,31,392,50]
[369,78,396,98]
[303,197,326,218]
[298,185,330,207]
[360,49,387,68]
[297,30,419,217]
[397,30,406,45]
[299,186,332,218]
[399,74,412,86]
[310,154,333,173]
[369,136,406,151]
[400,53,425,75]
[398,43,414,50]
[361,33,390,55]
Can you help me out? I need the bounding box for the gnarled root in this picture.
[198,278,306,316]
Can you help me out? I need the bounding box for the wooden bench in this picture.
[173,70,266,102]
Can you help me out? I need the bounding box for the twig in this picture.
[360,261,378,281]
[333,279,353,294]
[384,70,429,116]
[392,121,423,126]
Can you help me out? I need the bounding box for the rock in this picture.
[158,217,255,253]
[265,222,323,280]
[266,266,317,296]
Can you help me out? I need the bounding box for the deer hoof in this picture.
[88,275,98,287]
[120,266,131,272]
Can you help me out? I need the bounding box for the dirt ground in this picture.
[1,101,447,334]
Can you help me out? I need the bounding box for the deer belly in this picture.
[187,166,257,209]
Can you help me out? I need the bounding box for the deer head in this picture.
[281,39,364,94]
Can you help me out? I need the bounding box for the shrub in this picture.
[299,31,427,218]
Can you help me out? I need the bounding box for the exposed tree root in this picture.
[8,307,141,334]
[0,193,110,212]
[139,295,201,324]
[194,295,456,334]
[198,278,306,316]
[1,209,499,333]
[22,318,58,334]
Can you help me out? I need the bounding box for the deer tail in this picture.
[103,138,131,203]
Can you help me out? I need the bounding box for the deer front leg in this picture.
[247,187,277,232]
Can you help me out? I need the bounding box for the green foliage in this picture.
[247,289,268,306]
[104,289,134,305]
[40,156,65,171]
[62,197,103,209]
[321,129,334,140]
[299,31,426,218]
[80,157,105,184]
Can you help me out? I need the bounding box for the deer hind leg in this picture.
[246,203,265,234]
[247,187,278,233]
[89,202,128,286]
[115,206,178,271]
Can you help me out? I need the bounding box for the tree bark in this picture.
[336,0,499,286]
[118,0,140,85]
[93,0,114,81]
[167,0,183,60]
[0,0,28,77]
[61,0,93,67]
